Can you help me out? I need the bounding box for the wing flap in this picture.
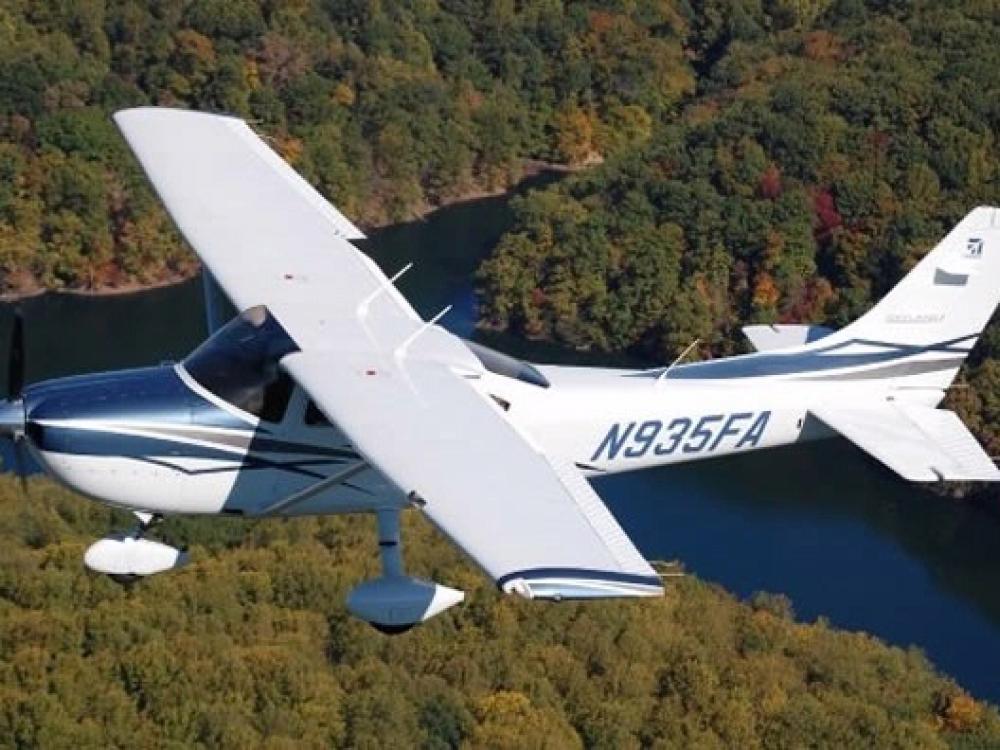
[811,404,999,482]
[283,351,662,599]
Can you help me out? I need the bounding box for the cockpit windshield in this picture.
[183,306,300,422]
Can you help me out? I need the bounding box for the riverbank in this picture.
[0,160,578,303]
[402,159,577,219]
[0,271,196,303]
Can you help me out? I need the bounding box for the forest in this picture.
[2,0,1000,746]
[1,476,999,748]
[0,0,693,292]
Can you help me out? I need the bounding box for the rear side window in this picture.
[304,400,332,427]
[255,373,295,423]
[184,306,299,422]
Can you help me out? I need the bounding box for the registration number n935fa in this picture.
[591,411,771,462]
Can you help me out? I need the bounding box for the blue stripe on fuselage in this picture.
[32,424,354,461]
[633,334,977,380]
[22,365,360,483]
[32,424,356,481]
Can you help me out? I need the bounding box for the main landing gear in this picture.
[81,505,464,632]
[346,508,464,634]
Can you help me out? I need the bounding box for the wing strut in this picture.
[255,460,368,516]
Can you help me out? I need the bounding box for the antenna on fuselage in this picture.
[357,262,414,319]
[656,338,700,384]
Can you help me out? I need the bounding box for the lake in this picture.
[3,174,999,702]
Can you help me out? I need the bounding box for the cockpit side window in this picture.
[183,306,300,422]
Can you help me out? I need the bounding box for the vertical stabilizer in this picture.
[817,207,1000,388]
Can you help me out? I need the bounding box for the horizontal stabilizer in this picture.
[811,404,999,482]
[743,324,834,352]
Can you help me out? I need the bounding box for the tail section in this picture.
[814,206,1000,389]
[805,208,1000,483]
[654,208,998,389]
[661,208,1000,482]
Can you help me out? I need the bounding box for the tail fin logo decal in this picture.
[967,238,984,258]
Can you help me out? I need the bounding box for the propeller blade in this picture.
[8,307,24,399]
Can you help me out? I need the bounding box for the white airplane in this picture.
[0,108,996,633]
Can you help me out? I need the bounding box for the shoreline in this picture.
[397,159,575,219]
[0,159,576,304]
[0,273,197,303]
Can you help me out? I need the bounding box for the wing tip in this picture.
[498,568,664,600]
[111,106,367,243]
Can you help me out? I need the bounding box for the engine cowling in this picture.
[347,576,464,634]
[84,535,188,583]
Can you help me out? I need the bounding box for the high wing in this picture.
[115,107,661,600]
[284,353,662,598]
[811,404,1000,482]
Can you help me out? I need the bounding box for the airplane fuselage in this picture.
[23,364,404,517]
[19,354,943,518]
[478,365,940,476]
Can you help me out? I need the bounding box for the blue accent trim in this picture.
[632,334,978,381]
[496,567,662,589]
[803,326,835,343]
[33,425,356,463]
[34,425,357,481]
[21,364,362,483]
[243,435,354,458]
[34,426,204,459]
[135,456,350,481]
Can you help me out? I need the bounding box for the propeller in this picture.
[0,306,29,492]
[8,306,23,399]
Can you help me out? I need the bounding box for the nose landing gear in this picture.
[84,511,189,585]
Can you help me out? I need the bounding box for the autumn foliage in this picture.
[0,476,997,747]
[0,1,693,295]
